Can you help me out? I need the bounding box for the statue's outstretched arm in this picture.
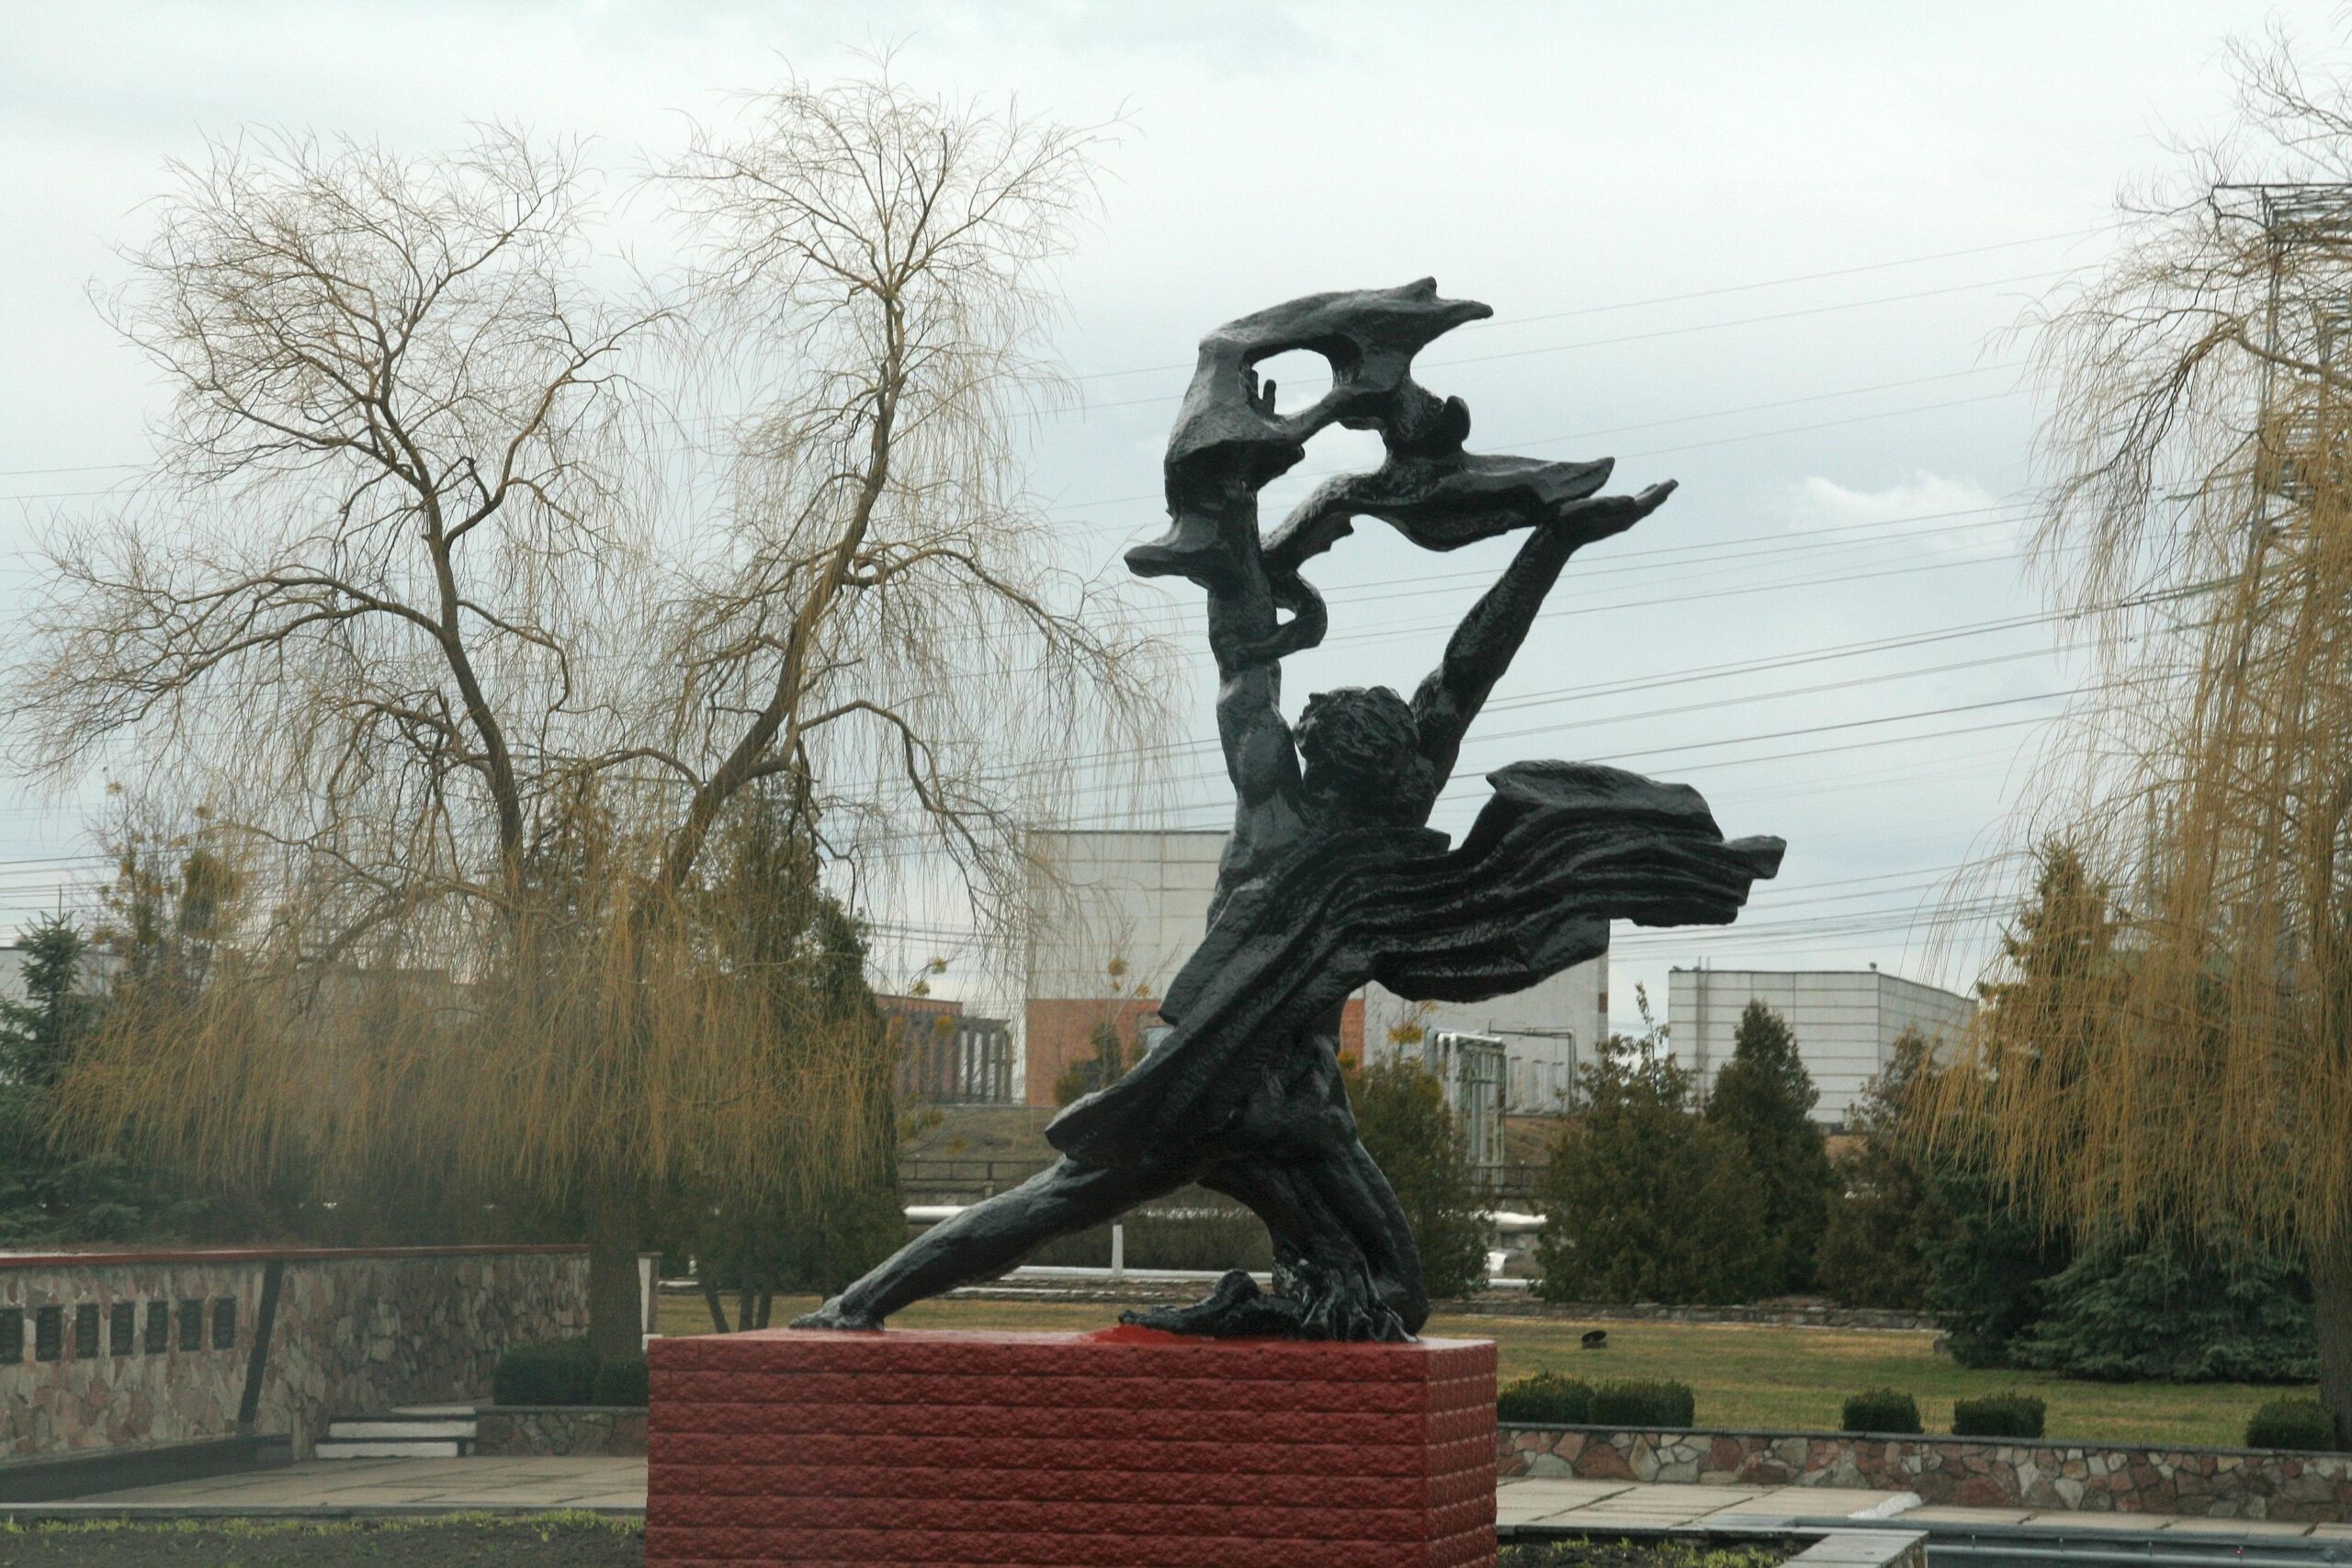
[1412,480,1678,783]
[1204,558,1304,818]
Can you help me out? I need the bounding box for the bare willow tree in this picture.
[10,77,1160,1355]
[1940,30,2352,1438]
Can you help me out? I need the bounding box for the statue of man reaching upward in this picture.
[797,281,1781,1340]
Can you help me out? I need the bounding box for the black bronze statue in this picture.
[797,281,1782,1341]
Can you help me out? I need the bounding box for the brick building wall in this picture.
[1023,997,1363,1109]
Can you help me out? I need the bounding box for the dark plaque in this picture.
[109,1300,135,1357]
[211,1297,236,1349]
[74,1303,98,1359]
[34,1305,61,1362]
[797,281,1783,1340]
[144,1299,169,1355]
[177,1298,203,1352]
[0,1306,20,1364]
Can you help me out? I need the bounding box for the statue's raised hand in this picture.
[1548,479,1678,547]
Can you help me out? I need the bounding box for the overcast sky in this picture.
[3,1,2337,1032]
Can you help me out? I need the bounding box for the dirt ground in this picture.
[0,1516,643,1567]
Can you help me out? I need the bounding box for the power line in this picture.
[0,269,2052,504]
[1062,272,2066,420]
[1072,225,2111,381]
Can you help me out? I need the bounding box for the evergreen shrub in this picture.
[2244,1399,2336,1451]
[1497,1371,1593,1424]
[590,1352,649,1407]
[1840,1389,1922,1434]
[2010,1234,2315,1382]
[1951,1393,2045,1438]
[492,1337,598,1406]
[1588,1379,1696,1427]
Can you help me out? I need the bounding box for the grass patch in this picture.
[662,1293,2310,1449]
[0,1512,640,1567]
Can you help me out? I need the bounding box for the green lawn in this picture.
[659,1293,2303,1450]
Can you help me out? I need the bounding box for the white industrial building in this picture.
[1025,829,1605,1127]
[1664,965,1975,1129]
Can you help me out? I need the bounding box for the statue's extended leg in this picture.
[792,1156,1188,1330]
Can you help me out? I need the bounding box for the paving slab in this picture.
[2164,1517,2320,1536]
[1743,1486,1915,1518]
[1895,1505,2034,1524]
[2020,1509,2196,1530]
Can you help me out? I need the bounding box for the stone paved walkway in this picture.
[1499,1478,1916,1530]
[16,1461,2352,1543]
[1498,1476,2352,1540]
[13,1456,646,1515]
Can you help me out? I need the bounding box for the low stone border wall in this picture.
[1467,1299,1941,1331]
[1501,1423,2352,1521]
[473,1405,647,1457]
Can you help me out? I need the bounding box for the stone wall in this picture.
[1465,1300,1940,1331]
[474,1406,648,1457]
[1,1247,588,1461]
[1500,1424,2352,1522]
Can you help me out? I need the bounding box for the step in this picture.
[324,1419,477,1441]
[312,1438,467,1460]
[316,1408,480,1459]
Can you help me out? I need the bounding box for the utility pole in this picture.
[2231,184,2352,530]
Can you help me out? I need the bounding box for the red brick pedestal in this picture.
[647,1324,1497,1567]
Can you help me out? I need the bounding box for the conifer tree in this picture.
[1536,998,1770,1304]
[1344,1055,1490,1300]
[0,915,195,1244]
[1815,1030,1951,1310]
[1705,999,1837,1294]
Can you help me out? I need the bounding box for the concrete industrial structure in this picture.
[1664,965,1975,1128]
[1023,830,1607,1122]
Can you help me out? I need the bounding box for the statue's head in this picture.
[1297,685,1436,822]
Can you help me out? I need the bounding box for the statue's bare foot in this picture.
[1121,1269,1303,1337]
[1294,1277,1414,1343]
[788,1296,882,1331]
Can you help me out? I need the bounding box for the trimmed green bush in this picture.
[492,1337,598,1406]
[1841,1389,1923,1434]
[1498,1371,1593,1425]
[2244,1398,2337,1452]
[1951,1392,2046,1439]
[591,1352,650,1407]
[1588,1379,1696,1428]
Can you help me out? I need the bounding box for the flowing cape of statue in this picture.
[1046,761,1787,1169]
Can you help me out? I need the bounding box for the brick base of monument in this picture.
[646,1324,1497,1567]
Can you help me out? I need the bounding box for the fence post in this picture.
[1110,1224,1125,1280]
